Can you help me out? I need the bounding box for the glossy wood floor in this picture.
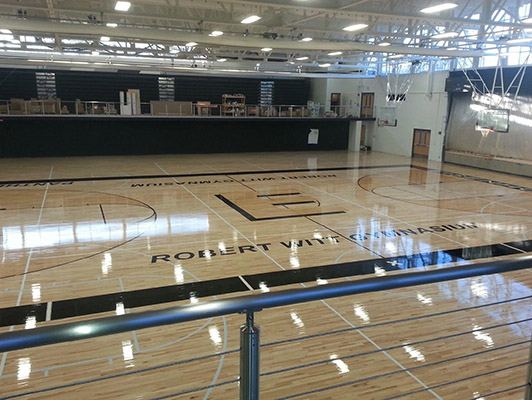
[1,150,532,399]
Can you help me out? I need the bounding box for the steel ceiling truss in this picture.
[0,0,530,73]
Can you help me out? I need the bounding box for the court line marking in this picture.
[156,161,438,396]
[99,204,107,224]
[226,160,440,397]
[154,162,287,271]
[45,302,52,322]
[0,164,412,186]
[239,159,458,398]
[2,161,528,396]
[203,316,227,400]
[0,237,526,327]
[238,276,254,291]
[0,166,53,379]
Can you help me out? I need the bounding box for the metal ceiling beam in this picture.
[1,1,529,31]
[0,16,485,57]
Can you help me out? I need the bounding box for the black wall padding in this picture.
[0,68,310,105]
[0,117,349,157]
[0,69,38,100]
[172,76,310,105]
[55,70,159,102]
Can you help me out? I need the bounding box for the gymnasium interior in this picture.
[1,1,532,399]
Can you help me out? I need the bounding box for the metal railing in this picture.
[0,99,376,119]
[1,255,531,399]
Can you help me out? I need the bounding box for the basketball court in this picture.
[1,151,531,399]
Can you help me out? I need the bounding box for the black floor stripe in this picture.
[1,239,530,328]
[215,194,345,221]
[411,164,532,193]
[0,164,412,186]
[99,204,107,224]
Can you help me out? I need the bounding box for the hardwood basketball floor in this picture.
[0,150,531,399]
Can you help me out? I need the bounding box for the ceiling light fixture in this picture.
[106,23,118,28]
[388,54,403,59]
[378,42,391,46]
[186,42,198,47]
[100,36,110,42]
[431,31,459,39]
[446,47,458,50]
[296,56,309,61]
[328,51,342,56]
[241,15,261,24]
[420,3,458,13]
[343,24,368,32]
[300,37,313,42]
[217,58,227,62]
[210,31,224,37]
[319,63,331,67]
[261,47,273,51]
[0,29,12,34]
[114,1,131,11]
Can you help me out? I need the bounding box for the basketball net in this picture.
[479,128,493,137]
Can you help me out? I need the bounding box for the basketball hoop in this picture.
[479,128,493,137]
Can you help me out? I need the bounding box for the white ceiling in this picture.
[0,0,530,75]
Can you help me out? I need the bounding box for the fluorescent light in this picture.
[508,38,531,44]
[217,58,227,62]
[388,54,403,59]
[106,23,118,28]
[431,31,459,39]
[115,1,131,11]
[343,24,368,32]
[328,51,342,56]
[100,36,110,42]
[420,3,458,13]
[378,42,391,46]
[92,51,99,56]
[300,37,313,42]
[296,56,309,60]
[186,42,198,47]
[0,29,12,34]
[241,15,261,24]
[319,63,331,67]
[446,47,458,50]
[261,47,273,51]
[210,31,224,37]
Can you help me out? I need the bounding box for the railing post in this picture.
[525,338,532,400]
[240,311,260,400]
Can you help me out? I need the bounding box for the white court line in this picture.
[45,302,52,322]
[154,162,287,271]
[159,160,439,399]
[0,166,53,378]
[239,276,254,291]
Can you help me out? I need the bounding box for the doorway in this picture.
[412,129,431,158]
[360,93,374,118]
[330,93,341,115]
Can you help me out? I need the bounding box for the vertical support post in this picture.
[240,312,260,400]
[348,120,362,152]
[525,338,532,400]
